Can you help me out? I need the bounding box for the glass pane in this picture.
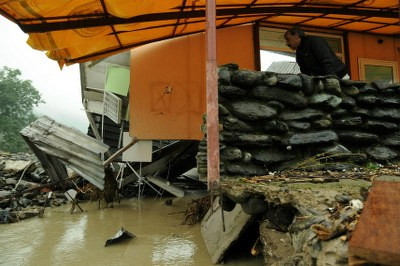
[365,65,393,82]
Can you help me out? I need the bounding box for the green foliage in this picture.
[0,67,44,152]
[366,161,380,170]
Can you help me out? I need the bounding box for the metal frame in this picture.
[15,6,400,33]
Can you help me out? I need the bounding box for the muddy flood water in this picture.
[0,197,263,266]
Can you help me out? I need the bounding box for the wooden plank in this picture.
[348,175,400,265]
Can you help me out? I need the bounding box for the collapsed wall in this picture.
[197,63,400,179]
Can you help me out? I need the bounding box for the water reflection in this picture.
[0,219,44,266]
[152,233,197,266]
[53,215,88,265]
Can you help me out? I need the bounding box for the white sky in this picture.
[0,15,294,135]
[0,16,89,132]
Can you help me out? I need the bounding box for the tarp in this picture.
[0,0,398,66]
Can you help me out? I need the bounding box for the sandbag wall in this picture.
[197,63,400,179]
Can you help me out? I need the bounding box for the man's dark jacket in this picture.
[296,35,347,78]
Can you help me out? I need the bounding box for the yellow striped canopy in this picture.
[0,0,399,66]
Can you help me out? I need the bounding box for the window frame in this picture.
[358,58,399,83]
[259,27,345,62]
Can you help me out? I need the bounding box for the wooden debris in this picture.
[0,176,79,201]
[231,163,400,186]
[349,175,400,265]
[183,196,211,225]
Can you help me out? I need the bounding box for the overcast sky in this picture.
[0,16,89,132]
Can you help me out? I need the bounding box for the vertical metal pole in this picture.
[206,0,220,190]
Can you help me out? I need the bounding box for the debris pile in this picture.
[218,162,400,265]
[197,64,400,179]
[0,151,69,223]
[220,172,371,265]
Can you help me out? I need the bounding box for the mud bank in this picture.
[220,171,375,265]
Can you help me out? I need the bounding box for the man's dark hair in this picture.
[285,27,305,38]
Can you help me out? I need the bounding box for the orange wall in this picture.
[347,32,400,80]
[130,24,255,140]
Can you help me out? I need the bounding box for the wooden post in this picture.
[206,0,220,190]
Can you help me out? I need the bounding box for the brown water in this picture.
[0,197,263,266]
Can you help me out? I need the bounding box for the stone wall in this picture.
[197,63,400,178]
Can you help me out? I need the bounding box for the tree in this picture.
[0,67,44,152]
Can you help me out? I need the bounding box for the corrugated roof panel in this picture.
[20,116,109,190]
[267,61,300,74]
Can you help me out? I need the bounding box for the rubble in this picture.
[0,151,69,223]
[216,164,400,265]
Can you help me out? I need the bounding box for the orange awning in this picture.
[0,0,398,65]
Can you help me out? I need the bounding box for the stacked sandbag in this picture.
[197,63,400,179]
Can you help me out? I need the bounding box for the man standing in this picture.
[284,27,349,79]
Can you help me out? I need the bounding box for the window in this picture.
[259,27,345,61]
[358,58,399,83]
